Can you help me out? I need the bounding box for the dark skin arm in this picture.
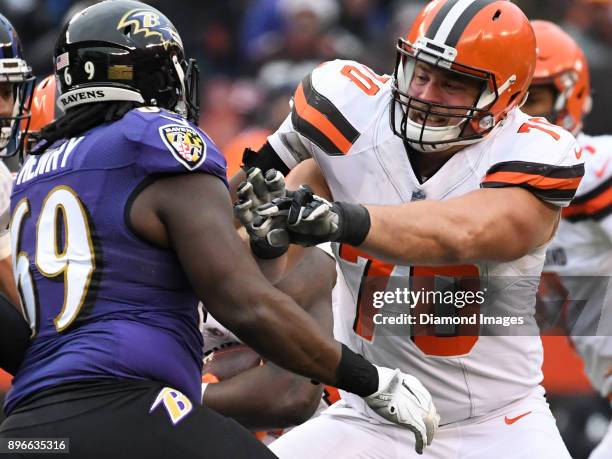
[203,247,336,430]
[229,168,247,204]
[0,255,20,307]
[129,173,344,386]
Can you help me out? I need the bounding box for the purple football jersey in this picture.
[5,108,227,414]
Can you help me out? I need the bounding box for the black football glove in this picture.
[257,185,371,247]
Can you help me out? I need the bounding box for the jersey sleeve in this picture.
[126,108,228,186]
[480,114,584,207]
[562,176,612,223]
[268,59,387,168]
[561,139,612,226]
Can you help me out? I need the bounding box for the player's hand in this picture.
[234,167,287,226]
[365,366,439,455]
[258,185,371,247]
[234,168,291,259]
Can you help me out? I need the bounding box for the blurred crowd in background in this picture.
[0,1,611,458]
[2,0,612,174]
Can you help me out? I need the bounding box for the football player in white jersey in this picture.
[522,20,612,459]
[0,13,32,308]
[233,1,584,457]
[0,13,34,375]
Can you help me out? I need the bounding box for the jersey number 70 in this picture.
[339,245,480,357]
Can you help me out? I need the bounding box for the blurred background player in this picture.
[0,13,32,307]
[0,2,437,457]
[236,0,582,457]
[522,20,612,459]
[23,75,60,156]
[0,12,34,382]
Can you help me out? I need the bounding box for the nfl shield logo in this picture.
[411,189,426,201]
[159,124,207,170]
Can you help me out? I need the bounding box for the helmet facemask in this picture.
[0,58,34,158]
[171,56,200,124]
[391,37,512,153]
[529,72,591,136]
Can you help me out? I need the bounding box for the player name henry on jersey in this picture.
[15,137,84,186]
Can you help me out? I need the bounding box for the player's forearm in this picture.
[203,364,321,430]
[222,285,343,386]
[254,245,308,285]
[359,200,476,265]
[361,198,533,265]
[0,257,20,307]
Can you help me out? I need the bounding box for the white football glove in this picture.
[365,366,439,455]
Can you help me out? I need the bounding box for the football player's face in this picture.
[0,83,15,119]
[522,84,556,121]
[407,62,481,127]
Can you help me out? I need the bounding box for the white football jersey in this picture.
[268,59,583,424]
[0,160,12,259]
[543,133,612,398]
[201,310,241,356]
[545,133,612,276]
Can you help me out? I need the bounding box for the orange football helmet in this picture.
[530,20,591,135]
[392,0,536,152]
[24,75,61,154]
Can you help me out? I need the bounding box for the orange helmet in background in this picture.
[393,0,536,152]
[25,75,61,154]
[531,20,591,135]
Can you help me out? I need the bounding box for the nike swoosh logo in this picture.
[595,158,610,178]
[504,411,532,425]
[575,146,583,159]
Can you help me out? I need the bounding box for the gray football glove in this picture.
[234,168,291,258]
[234,167,287,226]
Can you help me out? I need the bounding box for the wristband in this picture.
[250,237,288,260]
[335,344,379,397]
[333,202,371,246]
